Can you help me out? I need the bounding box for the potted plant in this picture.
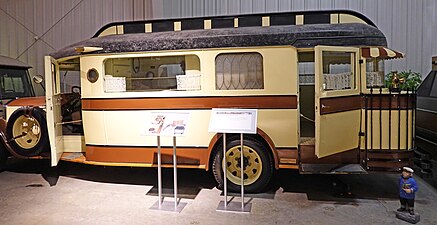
[385,70,422,92]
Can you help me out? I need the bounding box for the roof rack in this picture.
[93,9,375,38]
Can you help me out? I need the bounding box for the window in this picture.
[298,52,315,85]
[104,55,200,92]
[366,59,385,88]
[215,53,264,90]
[0,68,33,99]
[56,59,81,93]
[322,51,355,91]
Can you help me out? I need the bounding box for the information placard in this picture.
[208,108,257,134]
[144,112,191,137]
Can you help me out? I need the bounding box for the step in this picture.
[300,163,368,174]
[300,137,315,145]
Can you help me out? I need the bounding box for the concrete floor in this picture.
[1,159,437,225]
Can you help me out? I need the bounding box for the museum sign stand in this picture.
[208,108,258,213]
[146,112,191,213]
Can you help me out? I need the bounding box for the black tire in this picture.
[0,143,8,171]
[6,107,49,157]
[212,136,274,193]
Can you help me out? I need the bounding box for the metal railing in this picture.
[363,87,416,170]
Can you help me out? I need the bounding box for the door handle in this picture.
[321,104,330,109]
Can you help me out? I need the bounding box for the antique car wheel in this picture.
[212,136,274,193]
[6,107,49,157]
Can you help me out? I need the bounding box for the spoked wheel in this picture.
[212,136,274,193]
[6,107,49,157]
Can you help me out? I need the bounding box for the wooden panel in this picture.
[363,94,416,110]
[367,160,412,168]
[320,95,361,115]
[86,145,209,165]
[367,150,414,160]
[277,148,298,164]
[300,145,359,164]
[320,94,416,115]
[82,95,298,110]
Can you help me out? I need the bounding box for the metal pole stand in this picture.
[216,133,252,213]
[150,136,187,212]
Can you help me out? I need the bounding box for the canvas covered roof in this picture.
[51,23,387,59]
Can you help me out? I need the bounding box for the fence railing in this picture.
[363,87,416,171]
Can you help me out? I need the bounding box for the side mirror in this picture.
[32,75,45,92]
[32,75,44,84]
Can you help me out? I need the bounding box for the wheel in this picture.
[0,143,8,171]
[212,136,274,193]
[6,107,49,157]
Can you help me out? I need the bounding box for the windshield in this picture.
[0,68,34,99]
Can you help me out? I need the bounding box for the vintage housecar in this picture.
[0,10,415,192]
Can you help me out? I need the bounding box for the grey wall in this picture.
[1,0,436,95]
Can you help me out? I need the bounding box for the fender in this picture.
[205,128,279,171]
[6,96,46,107]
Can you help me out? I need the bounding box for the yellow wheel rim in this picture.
[222,145,263,186]
[12,115,41,149]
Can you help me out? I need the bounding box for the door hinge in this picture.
[358,131,365,136]
[359,59,364,64]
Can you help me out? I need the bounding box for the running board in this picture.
[300,164,368,174]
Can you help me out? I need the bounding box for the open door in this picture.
[314,46,361,158]
[44,56,64,166]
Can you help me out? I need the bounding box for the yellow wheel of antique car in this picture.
[212,136,273,193]
[225,145,263,186]
[6,107,49,157]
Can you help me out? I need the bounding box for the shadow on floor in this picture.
[271,170,400,202]
[2,158,404,202]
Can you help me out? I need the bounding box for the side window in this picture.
[0,68,33,98]
[215,53,264,90]
[366,59,385,88]
[104,55,201,92]
[298,52,315,85]
[322,51,356,91]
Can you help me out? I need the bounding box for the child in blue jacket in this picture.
[397,167,418,215]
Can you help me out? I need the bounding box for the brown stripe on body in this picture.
[86,145,209,165]
[82,95,297,110]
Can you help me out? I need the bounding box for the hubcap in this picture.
[222,145,263,186]
[12,115,41,149]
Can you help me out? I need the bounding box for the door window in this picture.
[321,51,356,91]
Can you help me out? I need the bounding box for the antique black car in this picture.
[415,56,437,177]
